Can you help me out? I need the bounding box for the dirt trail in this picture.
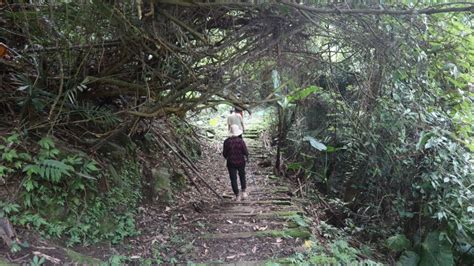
[177,124,310,264]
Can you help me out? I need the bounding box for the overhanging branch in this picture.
[281,1,474,15]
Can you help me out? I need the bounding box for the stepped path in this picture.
[178,123,311,264]
[0,122,312,265]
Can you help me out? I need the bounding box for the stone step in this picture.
[208,223,289,234]
[218,201,294,213]
[190,236,298,264]
[215,206,298,215]
[241,195,292,201]
[220,200,292,206]
[221,260,275,266]
[202,227,311,239]
[208,210,303,219]
[249,155,267,159]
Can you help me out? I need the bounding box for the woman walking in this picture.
[223,124,249,201]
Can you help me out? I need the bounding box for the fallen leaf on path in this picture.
[276,238,282,243]
[226,220,233,224]
[165,207,171,212]
[252,246,257,254]
[226,255,236,259]
[252,225,268,231]
[130,255,141,259]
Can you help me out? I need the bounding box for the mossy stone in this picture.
[152,167,173,202]
[172,171,187,190]
[257,228,311,239]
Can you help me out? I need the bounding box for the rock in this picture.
[0,217,16,247]
[152,167,173,202]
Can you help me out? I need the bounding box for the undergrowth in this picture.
[0,133,141,246]
[266,225,382,266]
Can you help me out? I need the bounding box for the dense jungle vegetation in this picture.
[0,0,472,265]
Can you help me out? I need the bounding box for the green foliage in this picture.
[288,214,310,228]
[30,255,46,266]
[395,232,454,266]
[280,11,473,263]
[0,133,141,245]
[387,234,411,252]
[288,86,322,103]
[330,240,360,263]
[9,241,21,253]
[0,201,20,217]
[397,251,420,266]
[74,103,121,129]
[105,255,128,265]
[419,232,454,266]
[280,237,381,265]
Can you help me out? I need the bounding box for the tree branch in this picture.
[281,1,474,15]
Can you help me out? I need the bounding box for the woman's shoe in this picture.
[235,194,241,201]
[242,191,248,199]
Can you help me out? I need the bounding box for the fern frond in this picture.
[39,159,74,182]
[65,83,88,105]
[73,102,121,128]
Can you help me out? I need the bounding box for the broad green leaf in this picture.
[419,232,454,266]
[288,85,321,102]
[386,234,411,252]
[396,251,420,266]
